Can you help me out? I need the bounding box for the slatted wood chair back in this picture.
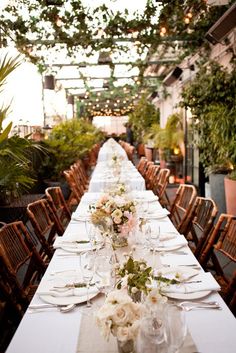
[186,197,218,258]
[45,187,71,228]
[71,163,88,191]
[0,221,46,307]
[27,199,63,258]
[169,184,197,233]
[146,164,160,190]
[137,157,148,176]
[153,168,170,206]
[127,145,135,162]
[199,214,236,310]
[63,169,83,209]
[200,214,236,268]
[143,161,154,184]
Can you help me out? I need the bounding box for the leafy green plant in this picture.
[147,112,184,161]
[0,54,42,204]
[180,61,236,176]
[40,118,105,180]
[128,95,160,143]
[116,255,152,296]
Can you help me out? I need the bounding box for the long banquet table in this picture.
[6,139,236,353]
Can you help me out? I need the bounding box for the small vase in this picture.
[130,290,142,303]
[117,339,135,353]
[112,232,128,249]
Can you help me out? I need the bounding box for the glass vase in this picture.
[112,232,128,249]
[117,339,135,353]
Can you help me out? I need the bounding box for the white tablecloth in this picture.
[6,140,236,353]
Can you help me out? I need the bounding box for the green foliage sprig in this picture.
[116,255,152,295]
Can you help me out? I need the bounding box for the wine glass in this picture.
[95,255,113,297]
[81,252,95,309]
[164,304,187,353]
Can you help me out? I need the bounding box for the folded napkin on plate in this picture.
[162,272,220,294]
[38,286,98,298]
[53,237,90,250]
[159,233,177,242]
[155,237,188,251]
[71,214,90,221]
[140,208,170,219]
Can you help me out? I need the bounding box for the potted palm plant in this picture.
[0,54,41,205]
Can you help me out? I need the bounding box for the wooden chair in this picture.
[146,164,160,190]
[45,186,71,228]
[184,197,218,258]
[0,221,46,308]
[63,169,84,210]
[137,157,148,177]
[199,214,236,310]
[169,184,197,234]
[153,168,171,207]
[27,199,64,258]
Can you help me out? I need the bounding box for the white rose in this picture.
[112,303,135,326]
[105,290,132,305]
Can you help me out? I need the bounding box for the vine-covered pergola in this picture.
[0,0,233,116]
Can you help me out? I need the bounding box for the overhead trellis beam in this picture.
[44,59,177,67]
[56,75,162,81]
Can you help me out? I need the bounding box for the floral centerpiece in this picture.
[90,194,137,248]
[116,255,152,302]
[95,289,143,353]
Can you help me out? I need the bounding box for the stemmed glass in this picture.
[81,251,95,309]
[95,255,113,297]
[164,304,187,353]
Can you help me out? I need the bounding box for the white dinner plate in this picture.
[38,271,100,306]
[164,290,212,300]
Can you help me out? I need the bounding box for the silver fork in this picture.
[175,301,221,311]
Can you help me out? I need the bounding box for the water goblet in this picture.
[95,255,113,297]
[81,252,95,309]
[164,304,187,353]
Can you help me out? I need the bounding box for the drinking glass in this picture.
[81,252,95,308]
[95,255,113,297]
[137,312,166,353]
[164,304,187,353]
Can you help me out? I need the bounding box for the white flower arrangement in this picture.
[95,290,143,342]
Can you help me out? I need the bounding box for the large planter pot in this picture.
[209,173,226,217]
[224,176,236,215]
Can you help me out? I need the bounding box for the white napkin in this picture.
[53,239,92,252]
[162,272,220,294]
[155,236,188,251]
[144,208,170,219]
[71,214,90,221]
[159,233,177,242]
[38,286,98,298]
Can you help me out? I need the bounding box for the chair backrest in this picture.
[45,186,71,227]
[186,196,218,258]
[153,168,170,206]
[169,184,197,233]
[0,221,46,307]
[199,214,236,310]
[146,164,160,190]
[27,199,64,258]
[63,169,84,209]
[137,157,148,176]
